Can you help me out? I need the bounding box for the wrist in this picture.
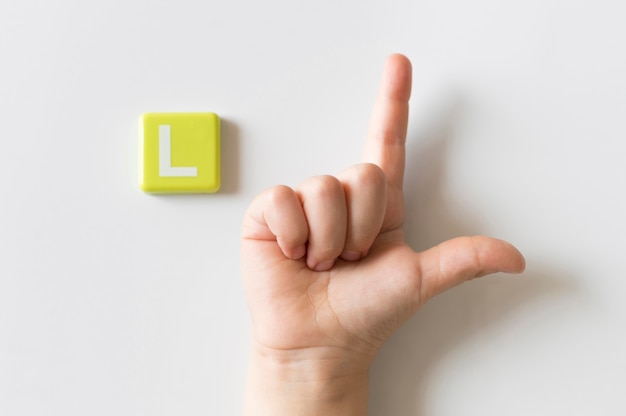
[244,341,372,416]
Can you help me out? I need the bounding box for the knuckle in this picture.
[301,175,343,200]
[355,163,386,188]
[342,163,386,190]
[265,184,296,207]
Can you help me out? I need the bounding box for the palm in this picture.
[242,229,418,354]
[241,55,525,362]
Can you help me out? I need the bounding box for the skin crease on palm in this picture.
[240,54,526,379]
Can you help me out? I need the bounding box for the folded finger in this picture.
[296,175,347,271]
[242,185,308,260]
[338,163,387,261]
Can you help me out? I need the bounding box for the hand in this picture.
[241,54,525,415]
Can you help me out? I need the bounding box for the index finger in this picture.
[362,54,412,191]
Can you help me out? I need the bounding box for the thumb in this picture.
[416,236,526,303]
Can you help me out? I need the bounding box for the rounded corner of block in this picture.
[139,181,155,193]
[203,178,221,194]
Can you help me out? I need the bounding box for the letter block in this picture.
[140,113,220,193]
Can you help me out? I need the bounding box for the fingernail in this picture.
[341,251,361,261]
[313,260,335,272]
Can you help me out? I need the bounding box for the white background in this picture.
[1,0,625,414]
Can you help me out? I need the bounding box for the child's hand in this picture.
[241,54,525,415]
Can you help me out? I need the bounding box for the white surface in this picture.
[1,0,625,414]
